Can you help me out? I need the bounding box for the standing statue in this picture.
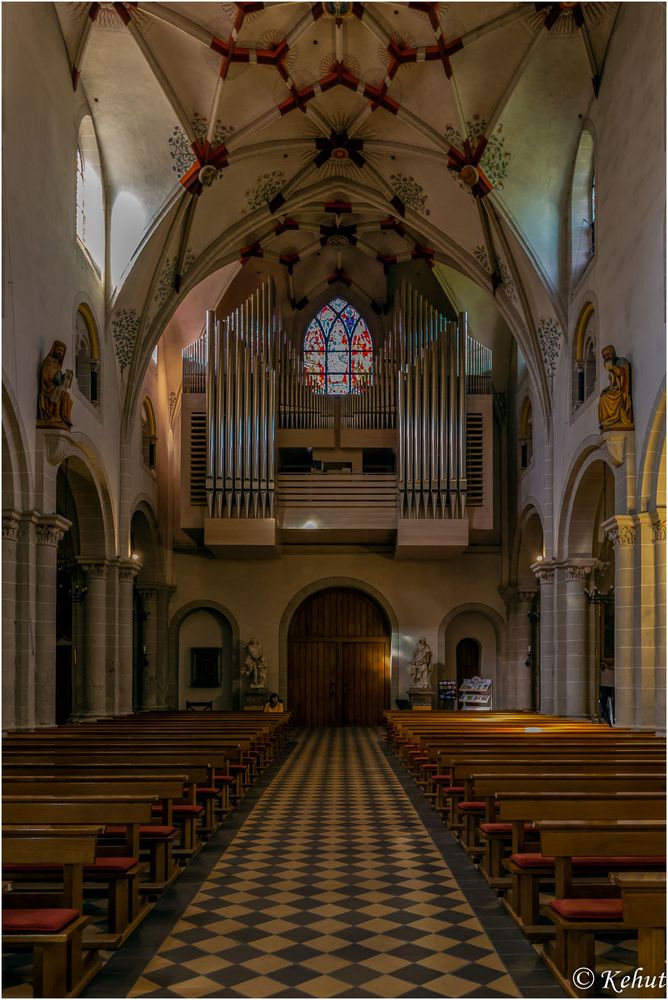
[37,341,73,430]
[242,638,268,689]
[409,637,433,689]
[598,345,633,430]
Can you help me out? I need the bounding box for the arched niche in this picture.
[438,605,503,699]
[169,601,240,711]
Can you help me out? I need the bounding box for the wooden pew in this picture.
[3,796,155,947]
[502,811,666,938]
[3,826,103,998]
[535,821,666,997]
[479,792,665,888]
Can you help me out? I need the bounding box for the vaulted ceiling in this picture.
[57,1,620,419]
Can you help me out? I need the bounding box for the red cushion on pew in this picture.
[422,764,438,771]
[458,802,487,812]
[511,853,555,867]
[3,908,79,933]
[172,805,204,815]
[550,898,624,921]
[480,822,536,834]
[412,755,429,762]
[433,780,464,791]
[196,786,220,795]
[214,776,235,784]
[85,857,138,873]
[228,764,247,772]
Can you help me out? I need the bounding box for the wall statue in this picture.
[37,340,73,430]
[598,345,633,430]
[409,637,433,689]
[242,638,268,689]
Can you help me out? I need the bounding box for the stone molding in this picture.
[35,513,72,548]
[2,510,21,543]
[601,514,636,548]
[562,560,598,583]
[597,429,632,468]
[531,559,557,585]
[518,590,538,603]
[138,586,158,602]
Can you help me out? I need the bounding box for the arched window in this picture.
[519,397,533,471]
[75,116,104,273]
[141,397,157,469]
[303,298,373,395]
[572,302,597,412]
[75,304,100,406]
[571,128,595,283]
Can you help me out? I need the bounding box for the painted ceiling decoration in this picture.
[59,1,619,417]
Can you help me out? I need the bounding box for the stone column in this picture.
[652,510,666,731]
[155,585,176,710]
[2,511,21,730]
[138,587,159,711]
[531,560,557,714]
[78,559,109,719]
[500,587,534,711]
[516,591,537,711]
[15,514,37,730]
[117,559,141,716]
[602,515,636,728]
[34,514,71,727]
[561,560,598,719]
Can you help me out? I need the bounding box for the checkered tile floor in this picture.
[128,728,524,998]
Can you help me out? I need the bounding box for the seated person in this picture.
[263,692,284,713]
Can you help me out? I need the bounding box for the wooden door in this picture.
[288,588,390,726]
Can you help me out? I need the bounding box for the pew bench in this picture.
[535,822,666,998]
[3,826,103,998]
[2,796,156,948]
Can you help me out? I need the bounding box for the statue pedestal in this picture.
[408,687,435,709]
[243,689,269,710]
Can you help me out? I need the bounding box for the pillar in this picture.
[155,584,176,710]
[652,510,666,730]
[138,586,158,711]
[34,515,71,727]
[561,560,597,718]
[531,560,556,714]
[117,558,141,716]
[635,513,657,729]
[2,510,20,730]
[15,513,37,729]
[500,587,534,711]
[602,515,636,728]
[78,559,109,719]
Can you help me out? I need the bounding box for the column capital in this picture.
[77,557,108,580]
[651,508,666,543]
[518,589,538,603]
[601,514,636,548]
[531,559,557,585]
[2,509,21,542]
[116,557,142,583]
[137,586,158,602]
[35,513,72,548]
[560,559,600,583]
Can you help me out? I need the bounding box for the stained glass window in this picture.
[303,297,373,394]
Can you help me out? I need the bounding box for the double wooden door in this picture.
[288,588,390,727]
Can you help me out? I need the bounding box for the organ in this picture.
[180,278,493,557]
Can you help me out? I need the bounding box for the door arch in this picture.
[287,587,390,726]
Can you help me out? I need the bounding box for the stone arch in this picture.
[638,383,666,512]
[556,440,618,557]
[513,505,545,589]
[129,500,161,583]
[168,600,241,711]
[2,383,33,511]
[279,576,400,706]
[56,452,111,560]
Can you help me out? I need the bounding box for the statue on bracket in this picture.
[409,637,433,689]
[37,340,73,430]
[242,638,268,689]
[598,345,633,431]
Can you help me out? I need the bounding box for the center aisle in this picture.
[127,728,557,999]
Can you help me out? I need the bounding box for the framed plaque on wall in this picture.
[190,647,222,687]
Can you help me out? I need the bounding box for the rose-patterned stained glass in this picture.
[303,298,373,395]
